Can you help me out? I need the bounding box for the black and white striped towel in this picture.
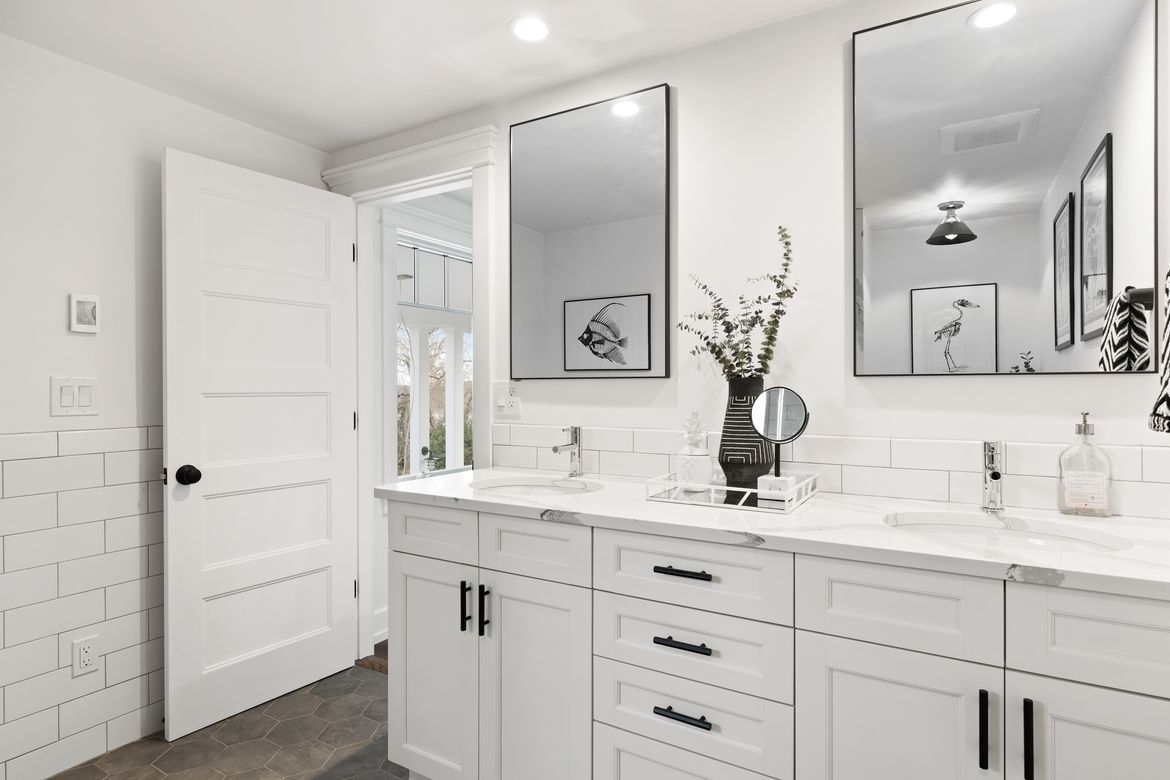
[1151,271,1170,433]
[1099,287,1152,372]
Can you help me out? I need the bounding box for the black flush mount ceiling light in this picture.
[926,201,978,245]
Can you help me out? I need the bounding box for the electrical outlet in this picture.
[493,381,522,420]
[72,636,100,677]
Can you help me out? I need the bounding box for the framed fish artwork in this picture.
[563,294,652,371]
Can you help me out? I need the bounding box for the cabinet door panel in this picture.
[797,632,1003,780]
[388,552,478,780]
[1005,671,1170,780]
[389,502,477,564]
[478,569,591,780]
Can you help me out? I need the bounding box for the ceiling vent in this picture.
[940,108,1040,154]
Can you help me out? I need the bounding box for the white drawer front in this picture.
[1008,583,1170,697]
[594,592,793,703]
[593,529,793,624]
[593,722,772,780]
[389,502,477,565]
[478,513,591,586]
[796,555,1003,664]
[593,657,793,779]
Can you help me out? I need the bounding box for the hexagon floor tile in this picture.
[53,649,407,779]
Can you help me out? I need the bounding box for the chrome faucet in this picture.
[552,426,583,478]
[983,441,1005,513]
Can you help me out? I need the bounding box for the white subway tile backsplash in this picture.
[105,512,163,552]
[0,565,57,611]
[1104,447,1145,482]
[148,670,164,705]
[492,445,538,469]
[4,523,104,571]
[147,481,163,514]
[1114,481,1170,521]
[949,472,982,506]
[4,666,107,721]
[148,607,164,641]
[6,724,105,780]
[631,429,683,455]
[59,428,149,456]
[2,455,104,498]
[59,483,150,527]
[491,423,511,446]
[103,450,163,486]
[106,575,163,619]
[0,709,58,764]
[105,639,163,687]
[842,466,950,502]
[0,638,58,687]
[783,462,843,493]
[582,427,633,452]
[60,676,149,737]
[1000,443,1147,479]
[508,425,569,448]
[1143,447,1170,483]
[0,494,57,536]
[106,702,163,751]
[891,438,981,473]
[0,433,57,461]
[5,589,105,646]
[598,451,669,478]
[1002,474,1060,510]
[147,427,164,450]
[793,435,891,467]
[57,612,150,668]
[147,544,163,576]
[59,548,149,596]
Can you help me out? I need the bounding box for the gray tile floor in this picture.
[53,666,407,779]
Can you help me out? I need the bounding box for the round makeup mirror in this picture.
[750,386,810,445]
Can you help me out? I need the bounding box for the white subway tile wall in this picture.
[0,428,164,779]
[492,424,1170,519]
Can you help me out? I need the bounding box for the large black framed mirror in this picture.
[853,0,1158,376]
[510,84,670,379]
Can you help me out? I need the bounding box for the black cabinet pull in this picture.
[1023,698,1035,780]
[653,635,713,656]
[978,689,989,770]
[478,584,491,637]
[652,705,712,731]
[459,581,472,632]
[652,565,713,582]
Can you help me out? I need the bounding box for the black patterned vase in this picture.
[718,375,774,489]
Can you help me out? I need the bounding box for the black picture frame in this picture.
[563,293,652,371]
[1079,133,1113,341]
[909,282,999,375]
[1053,192,1076,351]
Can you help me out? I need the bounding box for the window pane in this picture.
[396,323,412,476]
[448,259,473,311]
[428,328,447,471]
[396,245,416,303]
[416,250,445,307]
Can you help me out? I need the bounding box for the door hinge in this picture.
[354,580,359,598]
[352,243,357,263]
[353,411,358,430]
[161,467,168,485]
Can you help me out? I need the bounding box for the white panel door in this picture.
[1005,671,1170,780]
[388,552,479,780]
[163,148,357,738]
[479,569,592,780]
[797,632,1004,779]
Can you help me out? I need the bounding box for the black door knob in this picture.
[175,465,202,486]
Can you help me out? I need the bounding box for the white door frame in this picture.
[322,126,499,654]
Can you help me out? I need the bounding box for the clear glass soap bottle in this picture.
[1058,412,1112,517]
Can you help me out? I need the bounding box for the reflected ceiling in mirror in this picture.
[853,0,1157,376]
[510,84,669,379]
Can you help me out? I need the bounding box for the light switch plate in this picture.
[51,376,99,416]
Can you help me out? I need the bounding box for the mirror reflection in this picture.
[510,84,669,379]
[751,387,810,444]
[854,0,1157,375]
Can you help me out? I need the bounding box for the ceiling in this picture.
[0,0,846,152]
[855,0,1149,230]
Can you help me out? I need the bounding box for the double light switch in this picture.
[51,376,99,416]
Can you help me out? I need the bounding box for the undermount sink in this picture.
[885,511,1131,553]
[469,476,603,497]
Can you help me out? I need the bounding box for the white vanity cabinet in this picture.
[387,504,592,780]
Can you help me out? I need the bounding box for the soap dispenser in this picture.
[1058,412,1112,517]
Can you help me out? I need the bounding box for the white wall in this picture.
[0,33,328,778]
[1040,0,1158,372]
[0,32,328,435]
[331,0,1169,447]
[864,214,1046,374]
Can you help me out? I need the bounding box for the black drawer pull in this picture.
[459,580,472,632]
[653,635,713,656]
[978,689,989,770]
[478,584,490,637]
[652,705,712,731]
[652,565,713,582]
[1023,698,1035,780]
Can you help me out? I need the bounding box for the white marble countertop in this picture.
[375,468,1170,601]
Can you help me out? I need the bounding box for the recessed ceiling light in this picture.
[611,100,640,117]
[969,3,1017,29]
[510,16,549,42]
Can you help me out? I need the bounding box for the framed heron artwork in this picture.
[910,283,999,375]
[563,293,651,371]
